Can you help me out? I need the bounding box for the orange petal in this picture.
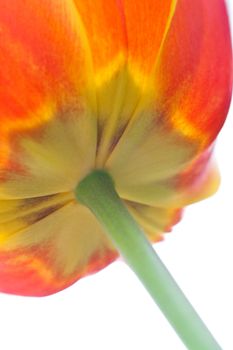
[107,0,232,207]
[73,1,177,165]
[0,0,95,125]
[122,0,177,75]
[154,0,232,145]
[74,0,127,72]
[0,0,97,197]
[0,194,117,296]
[73,0,128,165]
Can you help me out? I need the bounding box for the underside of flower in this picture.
[0,0,232,296]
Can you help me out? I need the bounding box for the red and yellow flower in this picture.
[0,0,232,296]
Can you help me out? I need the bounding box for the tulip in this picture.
[0,1,232,349]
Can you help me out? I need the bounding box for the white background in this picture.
[0,3,232,350]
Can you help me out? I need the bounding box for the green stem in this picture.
[75,170,222,350]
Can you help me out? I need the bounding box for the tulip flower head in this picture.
[0,0,232,299]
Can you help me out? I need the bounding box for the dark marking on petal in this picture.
[21,194,58,208]
[24,204,63,225]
